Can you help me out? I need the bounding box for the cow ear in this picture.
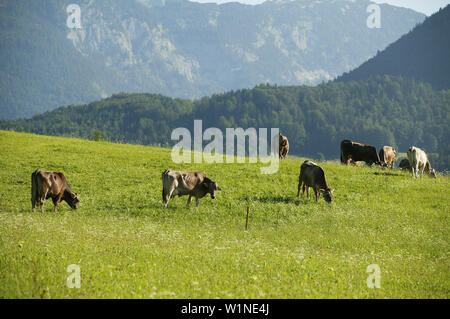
[319,189,325,193]
[202,181,209,189]
[71,193,76,199]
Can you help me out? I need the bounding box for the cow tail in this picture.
[299,165,304,185]
[31,170,38,208]
[162,170,169,203]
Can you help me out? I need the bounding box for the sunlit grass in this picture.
[0,130,448,298]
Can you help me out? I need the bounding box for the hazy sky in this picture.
[190,0,450,16]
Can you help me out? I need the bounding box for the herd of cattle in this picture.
[30,134,437,212]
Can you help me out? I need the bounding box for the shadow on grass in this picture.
[239,195,301,205]
[371,171,403,177]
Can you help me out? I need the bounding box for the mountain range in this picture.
[0,0,425,119]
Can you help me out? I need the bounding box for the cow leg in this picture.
[162,188,167,206]
[163,189,170,207]
[186,196,192,207]
[164,195,170,208]
[305,185,309,199]
[195,197,200,207]
[297,181,301,199]
[164,186,177,208]
[40,189,48,213]
[314,188,319,203]
[53,198,58,212]
[53,194,63,212]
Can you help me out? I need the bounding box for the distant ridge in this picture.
[337,5,450,89]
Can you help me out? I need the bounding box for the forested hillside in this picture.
[338,5,450,89]
[2,76,448,170]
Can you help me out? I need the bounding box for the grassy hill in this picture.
[0,130,448,298]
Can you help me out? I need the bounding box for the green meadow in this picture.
[0,130,448,298]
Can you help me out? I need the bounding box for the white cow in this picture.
[406,146,436,178]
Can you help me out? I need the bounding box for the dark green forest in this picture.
[2,75,449,171]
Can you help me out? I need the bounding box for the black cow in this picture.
[297,160,333,203]
[340,140,381,166]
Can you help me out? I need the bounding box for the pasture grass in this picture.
[0,130,448,298]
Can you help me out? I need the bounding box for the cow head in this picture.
[320,188,333,203]
[427,168,437,179]
[279,133,287,146]
[425,161,437,178]
[66,192,80,209]
[203,180,222,199]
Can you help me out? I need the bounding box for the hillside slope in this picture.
[0,0,425,119]
[337,5,450,89]
[0,130,448,298]
[2,76,448,170]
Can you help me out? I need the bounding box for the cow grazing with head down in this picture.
[379,146,396,169]
[297,160,333,203]
[31,169,80,213]
[162,169,221,207]
[407,147,436,178]
[340,140,381,167]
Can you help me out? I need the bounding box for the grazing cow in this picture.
[379,146,396,169]
[399,158,411,172]
[297,160,333,203]
[162,169,221,207]
[31,169,80,213]
[407,147,437,178]
[278,133,289,159]
[340,140,381,166]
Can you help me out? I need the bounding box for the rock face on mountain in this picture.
[0,0,424,118]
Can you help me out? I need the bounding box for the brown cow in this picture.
[379,146,396,169]
[279,133,289,159]
[162,169,221,207]
[297,160,333,203]
[31,169,80,213]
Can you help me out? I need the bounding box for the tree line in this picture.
[1,75,448,171]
